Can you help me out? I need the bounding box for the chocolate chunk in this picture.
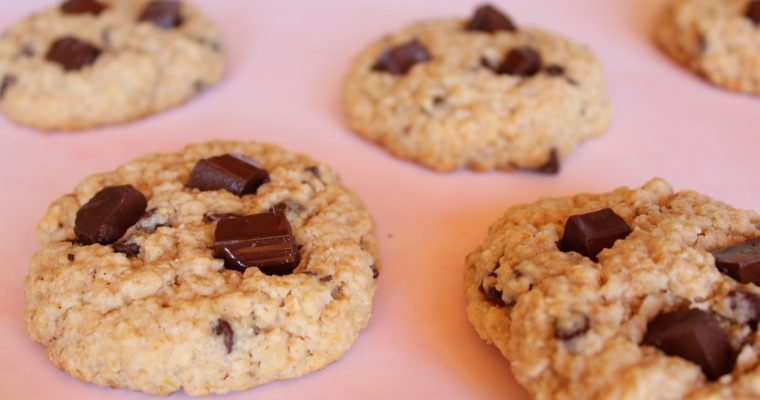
[113,241,140,258]
[479,272,505,306]
[0,75,17,100]
[74,185,147,245]
[713,238,760,284]
[139,1,183,29]
[371,264,379,279]
[498,47,542,77]
[306,166,321,178]
[213,210,300,275]
[67,253,75,262]
[204,213,239,223]
[728,290,760,329]
[45,36,102,71]
[643,309,735,380]
[747,1,760,25]
[61,0,106,15]
[187,154,269,196]
[554,313,590,341]
[214,319,234,353]
[544,65,565,76]
[533,149,560,174]
[559,208,632,261]
[465,4,516,33]
[372,39,431,75]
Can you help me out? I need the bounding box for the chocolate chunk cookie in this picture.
[656,0,760,95]
[465,178,760,399]
[0,0,225,130]
[342,4,611,172]
[24,141,380,395]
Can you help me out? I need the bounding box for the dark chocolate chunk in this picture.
[74,185,147,245]
[554,313,590,341]
[214,319,234,353]
[372,39,431,75]
[61,0,106,15]
[187,154,269,196]
[728,290,760,329]
[113,241,140,258]
[712,237,760,284]
[0,75,17,100]
[67,253,75,262]
[465,4,516,33]
[559,208,632,261]
[747,1,760,25]
[479,272,505,306]
[544,65,565,76]
[498,47,542,77]
[533,149,560,175]
[139,1,183,29]
[204,213,240,223]
[371,264,379,279]
[643,309,735,380]
[45,36,102,71]
[213,210,300,275]
[306,166,321,178]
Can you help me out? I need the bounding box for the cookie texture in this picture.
[655,0,760,95]
[0,0,225,131]
[465,179,760,399]
[342,7,611,172]
[24,141,379,395]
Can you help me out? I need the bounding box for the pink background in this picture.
[1,0,758,399]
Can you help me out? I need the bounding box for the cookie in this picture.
[0,0,225,131]
[655,0,760,95]
[465,178,760,399]
[342,4,611,173]
[24,141,380,395]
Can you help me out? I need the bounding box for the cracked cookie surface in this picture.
[24,141,380,395]
[0,0,225,131]
[465,179,760,399]
[342,6,611,172]
[655,0,760,95]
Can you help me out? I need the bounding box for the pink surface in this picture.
[0,0,757,399]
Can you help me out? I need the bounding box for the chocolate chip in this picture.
[306,166,321,178]
[0,75,17,100]
[204,213,240,223]
[371,264,379,279]
[532,149,560,175]
[465,4,517,33]
[544,65,565,76]
[61,0,106,15]
[559,208,632,261]
[213,319,234,353]
[554,313,590,341]
[747,1,760,25]
[45,36,102,71]
[372,39,431,75]
[498,47,542,77]
[113,241,140,258]
[728,290,760,329]
[213,210,300,275]
[74,185,147,245]
[643,309,735,380]
[187,154,269,196]
[139,1,183,29]
[479,272,505,306]
[67,253,75,262]
[713,238,760,284]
